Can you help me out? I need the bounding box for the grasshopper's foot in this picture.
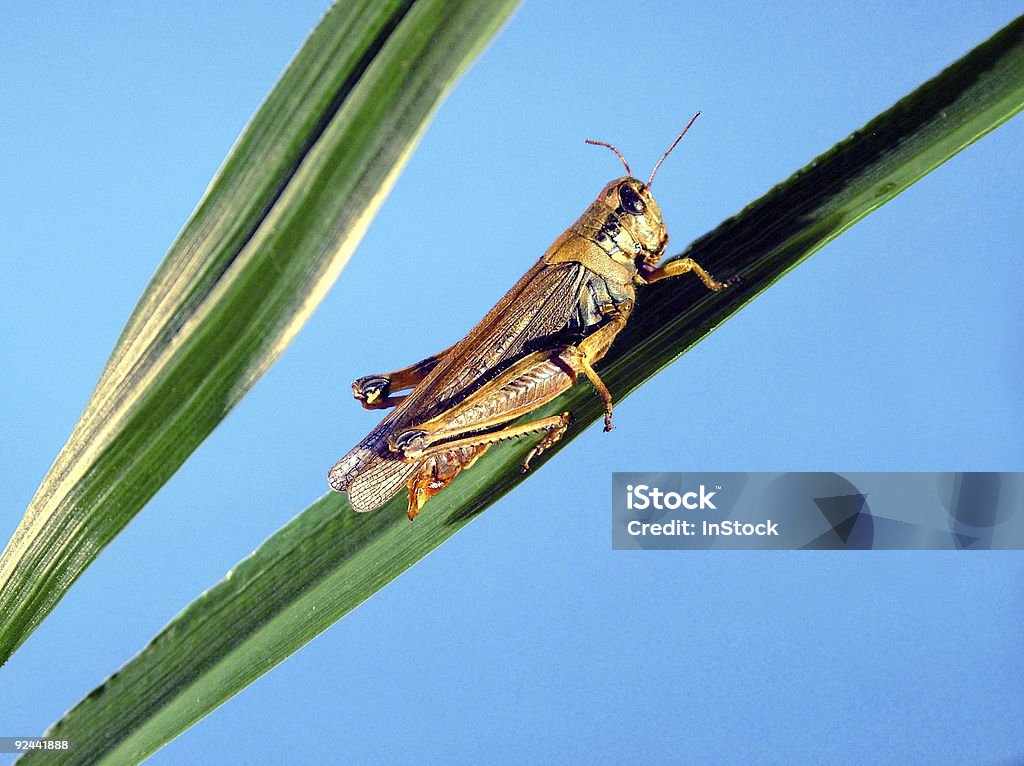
[521,413,571,473]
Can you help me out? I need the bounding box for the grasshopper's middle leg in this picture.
[569,304,631,432]
[352,344,456,410]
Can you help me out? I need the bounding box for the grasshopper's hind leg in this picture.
[352,344,456,409]
[390,345,582,460]
[399,414,572,464]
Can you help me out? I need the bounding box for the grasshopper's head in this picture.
[585,113,700,268]
[596,177,669,264]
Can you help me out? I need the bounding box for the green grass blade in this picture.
[0,0,520,665]
[29,14,1024,766]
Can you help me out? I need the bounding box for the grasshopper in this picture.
[328,114,731,520]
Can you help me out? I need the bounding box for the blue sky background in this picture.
[2,2,1022,763]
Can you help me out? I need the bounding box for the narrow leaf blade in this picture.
[0,0,520,664]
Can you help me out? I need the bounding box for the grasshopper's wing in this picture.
[328,419,420,512]
[331,260,598,512]
[331,430,419,507]
[393,259,596,422]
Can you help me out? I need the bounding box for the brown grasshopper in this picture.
[328,114,731,519]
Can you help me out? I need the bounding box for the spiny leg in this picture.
[392,315,624,450]
[401,414,571,462]
[640,257,729,291]
[352,343,456,410]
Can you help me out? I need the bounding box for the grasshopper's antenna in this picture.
[584,139,631,178]
[647,111,700,188]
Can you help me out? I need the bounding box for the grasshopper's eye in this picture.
[618,183,646,216]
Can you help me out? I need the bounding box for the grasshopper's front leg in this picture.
[639,257,731,291]
[352,344,456,410]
